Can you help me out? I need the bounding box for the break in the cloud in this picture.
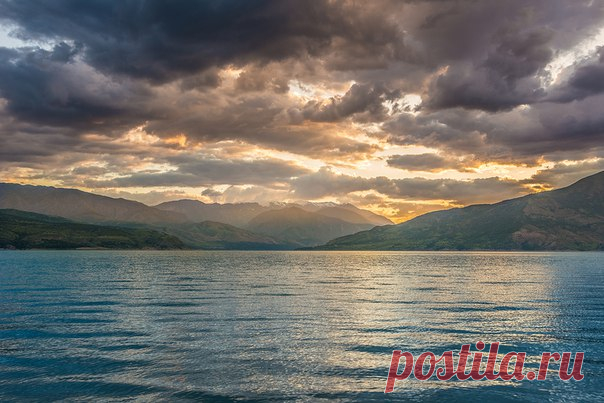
[0,0,603,221]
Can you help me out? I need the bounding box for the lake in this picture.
[0,251,602,401]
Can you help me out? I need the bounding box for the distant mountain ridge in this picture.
[154,199,392,227]
[3,172,604,250]
[0,182,392,249]
[155,199,390,246]
[312,171,604,251]
[307,204,392,226]
[0,183,186,225]
[245,206,375,247]
[155,200,270,228]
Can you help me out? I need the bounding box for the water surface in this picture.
[0,251,602,401]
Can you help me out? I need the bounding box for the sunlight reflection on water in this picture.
[0,251,602,401]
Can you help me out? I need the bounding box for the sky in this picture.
[0,0,603,222]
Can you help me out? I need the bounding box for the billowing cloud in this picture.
[548,47,604,102]
[385,94,604,164]
[300,83,400,123]
[0,0,408,83]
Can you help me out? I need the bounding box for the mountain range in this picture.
[2,171,603,251]
[0,183,185,225]
[154,199,391,227]
[0,183,391,249]
[312,171,604,251]
[245,206,375,246]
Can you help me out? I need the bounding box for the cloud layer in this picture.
[0,0,603,221]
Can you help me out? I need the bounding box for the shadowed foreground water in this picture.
[0,251,602,401]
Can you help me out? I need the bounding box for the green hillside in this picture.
[163,221,291,250]
[313,171,604,251]
[0,209,185,250]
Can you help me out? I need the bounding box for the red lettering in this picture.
[414,352,436,380]
[385,351,414,392]
[470,341,486,380]
[538,352,560,380]
[484,342,500,380]
[436,351,455,380]
[456,344,472,380]
[499,352,526,381]
[384,344,586,391]
[559,352,584,381]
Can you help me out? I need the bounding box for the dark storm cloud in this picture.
[0,45,156,131]
[300,83,400,123]
[415,0,603,111]
[385,92,604,164]
[426,61,546,112]
[384,110,491,159]
[234,64,290,94]
[180,68,222,91]
[1,1,602,145]
[0,0,407,83]
[0,0,411,159]
[548,48,604,103]
[425,25,553,111]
